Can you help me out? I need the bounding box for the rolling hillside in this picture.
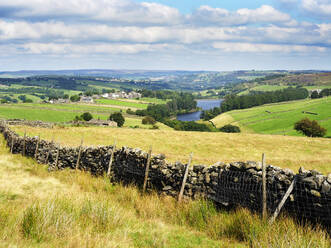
[212,97,331,137]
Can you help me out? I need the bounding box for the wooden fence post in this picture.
[107,141,116,177]
[10,136,15,153]
[55,144,60,168]
[34,135,40,159]
[45,138,54,164]
[22,130,26,156]
[142,146,152,193]
[262,153,267,220]
[178,153,193,202]
[75,138,84,170]
[269,177,296,224]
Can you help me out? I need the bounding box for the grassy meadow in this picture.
[96,98,149,109]
[0,136,330,247]
[11,125,331,174]
[212,97,331,137]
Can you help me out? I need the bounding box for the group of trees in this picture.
[136,92,197,121]
[311,88,331,99]
[201,87,309,121]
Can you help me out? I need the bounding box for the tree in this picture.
[142,116,156,125]
[81,112,93,121]
[311,91,320,99]
[70,95,80,102]
[294,118,326,137]
[219,124,241,133]
[109,112,125,127]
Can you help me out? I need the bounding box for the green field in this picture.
[0,102,170,130]
[212,97,331,137]
[96,98,149,109]
[238,85,289,96]
[140,97,168,104]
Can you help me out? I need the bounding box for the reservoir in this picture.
[177,99,222,122]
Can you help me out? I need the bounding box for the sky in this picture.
[0,0,330,71]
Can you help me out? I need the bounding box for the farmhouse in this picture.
[81,96,94,103]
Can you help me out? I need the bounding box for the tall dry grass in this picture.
[0,136,330,247]
[11,125,331,173]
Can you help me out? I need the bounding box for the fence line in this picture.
[0,122,329,229]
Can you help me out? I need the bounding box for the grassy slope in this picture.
[12,125,331,174]
[0,137,329,247]
[96,98,149,109]
[0,103,170,130]
[212,97,331,137]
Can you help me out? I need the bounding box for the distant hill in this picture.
[263,72,331,86]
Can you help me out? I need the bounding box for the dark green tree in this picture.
[294,118,327,137]
[81,112,93,121]
[311,91,320,99]
[219,124,241,133]
[70,95,81,102]
[109,112,125,127]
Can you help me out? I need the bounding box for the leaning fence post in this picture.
[262,153,267,220]
[34,134,40,159]
[75,138,84,170]
[10,136,15,153]
[269,177,296,224]
[45,138,54,164]
[22,130,26,156]
[178,153,193,202]
[107,141,116,177]
[142,146,152,193]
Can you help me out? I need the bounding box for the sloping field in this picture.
[95,98,149,109]
[212,97,331,137]
[11,125,331,174]
[0,103,170,130]
[264,72,331,86]
[0,136,329,247]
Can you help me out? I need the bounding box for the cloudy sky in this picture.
[0,0,330,71]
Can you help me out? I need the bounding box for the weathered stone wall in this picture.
[2,119,54,128]
[0,122,330,228]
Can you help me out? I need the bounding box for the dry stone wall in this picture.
[0,122,330,229]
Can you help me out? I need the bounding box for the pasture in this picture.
[0,137,329,247]
[212,97,331,137]
[11,125,331,174]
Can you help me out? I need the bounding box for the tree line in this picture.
[201,87,309,120]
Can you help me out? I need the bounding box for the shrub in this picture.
[219,124,241,133]
[142,116,156,125]
[81,112,93,121]
[109,112,125,127]
[70,95,80,102]
[294,118,327,137]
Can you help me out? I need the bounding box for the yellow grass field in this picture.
[0,136,329,247]
[11,126,331,174]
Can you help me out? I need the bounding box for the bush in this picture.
[219,125,241,133]
[142,116,156,125]
[70,95,80,102]
[109,112,125,127]
[81,112,93,121]
[294,118,327,137]
[311,91,321,99]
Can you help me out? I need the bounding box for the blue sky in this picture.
[0,0,330,71]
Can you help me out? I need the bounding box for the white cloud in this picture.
[213,42,327,52]
[0,0,182,25]
[191,5,291,26]
[302,0,331,16]
[21,42,181,55]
